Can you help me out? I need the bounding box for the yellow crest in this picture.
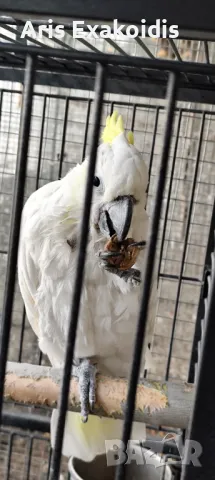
[101,111,134,145]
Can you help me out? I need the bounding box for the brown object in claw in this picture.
[104,234,140,270]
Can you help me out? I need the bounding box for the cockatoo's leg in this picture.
[72,358,98,422]
[98,259,141,286]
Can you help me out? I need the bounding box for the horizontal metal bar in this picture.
[0,45,215,75]
[2,67,215,104]
[146,424,180,435]
[2,410,50,432]
[2,86,215,114]
[0,428,50,443]
[143,439,180,457]
[159,273,201,283]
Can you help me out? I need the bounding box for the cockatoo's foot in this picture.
[98,260,141,286]
[120,268,141,286]
[72,358,98,423]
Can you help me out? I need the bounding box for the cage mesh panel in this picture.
[0,428,70,479]
[0,89,214,378]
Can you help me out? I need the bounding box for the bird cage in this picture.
[0,4,215,480]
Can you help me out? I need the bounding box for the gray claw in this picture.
[72,359,97,422]
[99,259,141,286]
[98,251,122,259]
[128,241,146,249]
[120,268,141,285]
[89,371,96,411]
[98,260,118,275]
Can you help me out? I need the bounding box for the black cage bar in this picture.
[115,72,178,480]
[0,54,36,420]
[50,62,106,480]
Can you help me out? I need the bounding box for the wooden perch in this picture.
[4,362,194,429]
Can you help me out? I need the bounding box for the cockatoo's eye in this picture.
[93,176,100,187]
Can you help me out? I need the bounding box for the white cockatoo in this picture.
[18,111,158,462]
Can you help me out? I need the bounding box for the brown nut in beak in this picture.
[100,234,143,271]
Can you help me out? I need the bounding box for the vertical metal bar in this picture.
[0,90,3,127]
[47,448,52,479]
[81,99,92,162]
[110,101,115,115]
[165,113,206,381]
[204,40,210,63]
[49,62,106,480]
[36,95,47,190]
[18,307,26,362]
[115,72,178,480]
[158,109,183,277]
[5,433,13,480]
[168,39,182,62]
[188,198,215,383]
[38,350,43,365]
[0,55,35,424]
[58,97,69,179]
[148,106,159,182]
[18,313,42,364]
[25,437,33,480]
[181,242,215,480]
[145,106,160,214]
[130,104,136,131]
[14,96,45,360]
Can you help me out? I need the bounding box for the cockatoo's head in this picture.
[61,111,149,249]
[90,111,149,244]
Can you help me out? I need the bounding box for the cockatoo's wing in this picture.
[18,237,40,337]
[18,179,73,339]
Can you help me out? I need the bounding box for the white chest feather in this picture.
[34,238,142,377]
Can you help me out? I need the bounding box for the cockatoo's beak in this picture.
[97,195,133,241]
